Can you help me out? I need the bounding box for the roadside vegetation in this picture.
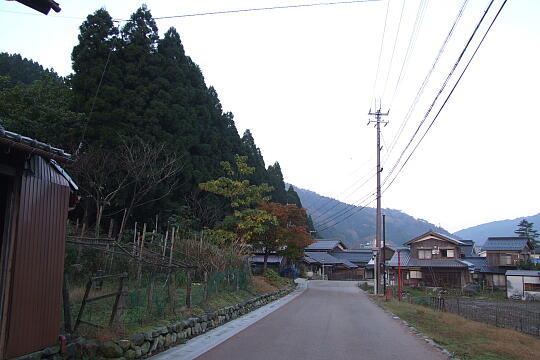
[379,300,540,360]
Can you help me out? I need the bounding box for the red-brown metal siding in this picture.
[4,156,69,359]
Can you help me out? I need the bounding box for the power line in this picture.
[2,0,382,22]
[383,0,493,188]
[383,0,508,194]
[388,0,429,108]
[316,0,504,234]
[311,171,376,222]
[370,0,392,103]
[116,0,382,21]
[76,32,118,155]
[382,0,470,175]
[315,190,376,229]
[317,196,377,233]
[381,0,407,101]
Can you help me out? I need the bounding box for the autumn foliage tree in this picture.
[199,155,276,251]
[257,203,313,273]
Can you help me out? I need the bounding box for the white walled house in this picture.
[506,270,540,300]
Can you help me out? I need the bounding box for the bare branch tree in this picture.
[120,138,184,223]
[69,147,132,237]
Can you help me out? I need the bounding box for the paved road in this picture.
[196,281,447,360]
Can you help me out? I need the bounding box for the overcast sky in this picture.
[1,0,538,233]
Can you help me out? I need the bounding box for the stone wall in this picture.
[9,285,295,360]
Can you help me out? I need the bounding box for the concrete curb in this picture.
[364,292,460,360]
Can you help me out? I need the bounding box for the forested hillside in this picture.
[0,5,298,235]
[294,186,452,248]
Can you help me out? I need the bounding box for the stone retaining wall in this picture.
[9,285,296,360]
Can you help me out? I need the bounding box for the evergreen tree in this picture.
[267,162,287,204]
[0,76,83,148]
[241,129,268,185]
[0,52,60,88]
[515,219,539,247]
[286,185,303,208]
[70,8,122,146]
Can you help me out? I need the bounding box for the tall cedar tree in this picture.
[515,219,539,247]
[67,6,279,232]
[267,162,288,204]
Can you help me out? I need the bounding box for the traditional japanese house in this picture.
[304,239,347,252]
[387,231,470,288]
[477,237,534,288]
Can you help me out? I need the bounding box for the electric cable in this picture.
[382,0,508,194]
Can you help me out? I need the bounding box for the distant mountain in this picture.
[453,213,540,245]
[292,186,452,248]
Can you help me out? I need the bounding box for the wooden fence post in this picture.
[146,274,155,315]
[204,272,208,301]
[114,285,128,326]
[168,272,176,314]
[62,275,72,333]
[75,223,86,264]
[186,271,192,308]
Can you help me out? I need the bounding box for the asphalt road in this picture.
[196,281,447,360]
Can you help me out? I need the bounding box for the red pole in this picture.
[397,250,401,301]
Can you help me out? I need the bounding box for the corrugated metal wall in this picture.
[4,156,70,359]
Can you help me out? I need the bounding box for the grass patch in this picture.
[262,269,291,288]
[379,300,540,360]
[69,274,291,339]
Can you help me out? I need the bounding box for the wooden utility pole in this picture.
[368,105,389,295]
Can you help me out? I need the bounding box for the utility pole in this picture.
[368,105,389,295]
[382,213,386,297]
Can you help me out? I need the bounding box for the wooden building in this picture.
[387,231,470,288]
[0,127,76,359]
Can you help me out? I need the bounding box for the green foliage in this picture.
[3,5,289,237]
[286,185,303,208]
[263,269,289,287]
[0,52,60,88]
[200,156,273,209]
[200,156,276,242]
[0,75,84,149]
[517,258,539,270]
[267,162,287,204]
[514,219,539,247]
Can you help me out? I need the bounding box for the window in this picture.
[501,254,513,265]
[418,250,432,259]
[410,271,422,279]
[441,249,455,258]
[524,283,540,292]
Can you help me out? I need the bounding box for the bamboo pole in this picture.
[136,223,147,288]
[167,227,176,314]
[117,208,127,242]
[162,230,169,258]
[132,222,138,256]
